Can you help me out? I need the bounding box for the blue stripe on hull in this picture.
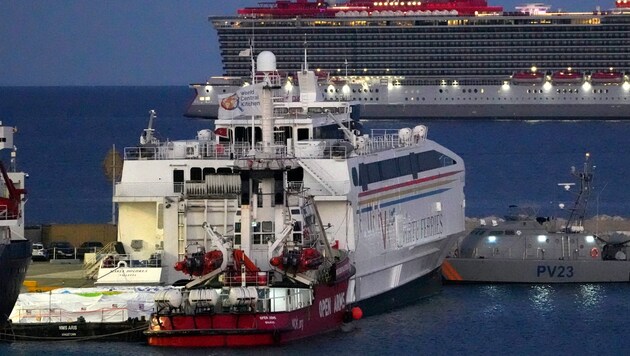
[0,240,31,326]
[356,266,442,317]
[359,188,449,214]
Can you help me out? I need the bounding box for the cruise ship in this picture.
[186,0,630,120]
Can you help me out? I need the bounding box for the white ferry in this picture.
[96,51,466,317]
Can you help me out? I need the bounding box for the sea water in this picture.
[2,87,630,355]
[2,283,629,355]
[1,86,629,224]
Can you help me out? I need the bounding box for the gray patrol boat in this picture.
[443,153,630,283]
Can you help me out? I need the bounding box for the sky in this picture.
[0,0,614,86]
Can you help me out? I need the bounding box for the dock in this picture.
[22,260,95,292]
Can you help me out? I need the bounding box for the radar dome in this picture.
[398,128,412,144]
[197,129,215,141]
[412,125,428,142]
[257,51,277,72]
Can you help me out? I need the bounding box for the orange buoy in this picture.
[351,307,363,320]
[590,247,599,258]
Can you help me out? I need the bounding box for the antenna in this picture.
[562,153,594,232]
[303,34,308,72]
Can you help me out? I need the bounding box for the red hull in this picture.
[146,280,350,347]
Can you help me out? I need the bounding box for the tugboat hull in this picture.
[146,280,350,347]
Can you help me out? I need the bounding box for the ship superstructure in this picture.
[97,51,466,325]
[187,0,630,119]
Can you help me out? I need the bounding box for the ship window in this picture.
[190,167,202,181]
[173,169,184,194]
[367,162,381,183]
[234,222,241,245]
[297,128,309,141]
[397,156,412,176]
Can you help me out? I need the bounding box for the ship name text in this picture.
[319,291,346,318]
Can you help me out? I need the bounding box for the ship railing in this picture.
[260,287,314,313]
[0,204,20,222]
[10,307,130,324]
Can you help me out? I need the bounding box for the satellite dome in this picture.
[257,51,277,72]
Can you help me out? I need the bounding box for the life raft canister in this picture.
[590,247,599,258]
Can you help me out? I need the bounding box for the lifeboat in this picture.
[270,247,324,273]
[551,71,584,85]
[590,71,624,85]
[174,249,223,277]
[511,71,545,85]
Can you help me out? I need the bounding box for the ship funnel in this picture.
[257,51,277,72]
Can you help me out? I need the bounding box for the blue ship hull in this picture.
[0,239,31,326]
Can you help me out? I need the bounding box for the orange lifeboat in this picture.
[270,248,324,273]
[175,250,223,277]
[591,71,624,85]
[552,71,584,85]
[511,71,545,85]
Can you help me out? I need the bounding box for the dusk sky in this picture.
[0,0,615,86]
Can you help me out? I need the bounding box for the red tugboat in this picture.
[146,194,356,347]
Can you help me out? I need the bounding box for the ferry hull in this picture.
[357,266,442,316]
[442,258,630,283]
[146,280,350,347]
[0,240,31,326]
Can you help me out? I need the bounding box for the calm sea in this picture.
[2,87,630,355]
[2,283,630,355]
[0,86,629,224]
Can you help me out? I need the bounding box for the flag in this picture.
[214,127,228,138]
[239,48,251,57]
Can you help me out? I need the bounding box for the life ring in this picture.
[590,247,599,258]
[117,261,128,268]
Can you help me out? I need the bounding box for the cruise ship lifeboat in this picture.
[590,71,624,85]
[552,71,584,84]
[511,71,545,85]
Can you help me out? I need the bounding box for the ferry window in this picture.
[234,222,241,245]
[190,167,202,181]
[397,156,412,176]
[351,168,359,186]
[380,160,399,181]
[297,128,309,141]
[367,162,381,183]
[173,169,184,194]
[203,167,215,177]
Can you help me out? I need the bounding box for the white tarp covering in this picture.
[9,286,173,323]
